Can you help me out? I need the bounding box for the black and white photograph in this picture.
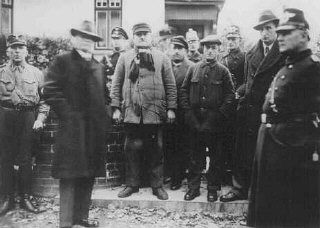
[0,0,319,227]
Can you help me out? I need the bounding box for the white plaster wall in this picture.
[14,0,94,37]
[122,0,165,37]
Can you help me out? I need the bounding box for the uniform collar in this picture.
[229,47,241,55]
[201,59,217,68]
[285,49,311,65]
[10,61,26,73]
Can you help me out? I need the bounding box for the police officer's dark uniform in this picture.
[101,27,128,85]
[0,35,49,215]
[221,29,245,184]
[180,35,235,202]
[247,9,320,227]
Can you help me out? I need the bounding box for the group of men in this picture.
[0,6,319,228]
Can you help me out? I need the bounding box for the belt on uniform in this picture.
[0,101,36,111]
[261,113,318,125]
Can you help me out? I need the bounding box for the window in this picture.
[95,0,122,49]
[1,0,13,35]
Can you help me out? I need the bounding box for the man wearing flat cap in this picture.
[220,10,284,202]
[157,25,176,54]
[247,8,320,227]
[0,35,49,215]
[43,20,109,228]
[111,22,177,200]
[164,36,194,190]
[180,35,235,202]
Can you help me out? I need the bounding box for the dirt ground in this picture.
[0,197,245,228]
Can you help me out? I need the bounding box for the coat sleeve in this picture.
[161,55,177,110]
[42,55,71,120]
[179,65,194,110]
[219,67,235,118]
[110,53,125,109]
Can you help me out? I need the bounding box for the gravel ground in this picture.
[0,198,245,228]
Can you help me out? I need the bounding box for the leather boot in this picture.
[20,194,45,214]
[152,187,168,200]
[0,195,14,216]
[117,186,139,198]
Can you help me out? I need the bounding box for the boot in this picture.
[20,194,45,214]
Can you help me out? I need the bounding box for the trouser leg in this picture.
[187,131,203,190]
[59,178,75,228]
[124,125,143,187]
[73,177,95,223]
[207,134,223,191]
[147,126,164,188]
[18,164,32,195]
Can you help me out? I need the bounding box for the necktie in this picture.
[265,46,270,56]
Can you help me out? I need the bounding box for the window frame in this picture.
[0,0,14,35]
[94,0,122,50]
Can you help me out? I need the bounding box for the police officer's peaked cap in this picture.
[226,25,241,38]
[170,36,188,49]
[7,34,27,47]
[200,35,222,45]
[276,8,309,32]
[132,23,152,34]
[186,28,199,42]
[111,27,129,39]
[159,25,177,39]
[253,10,279,30]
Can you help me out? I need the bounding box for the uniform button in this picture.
[202,96,206,100]
[280,75,286,79]
[205,74,208,78]
[275,87,278,91]
[288,65,293,69]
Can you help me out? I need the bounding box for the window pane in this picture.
[96,11,107,48]
[2,0,12,5]
[1,7,12,35]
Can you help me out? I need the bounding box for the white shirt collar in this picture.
[263,42,274,55]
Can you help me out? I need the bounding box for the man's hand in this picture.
[167,109,176,124]
[112,108,122,124]
[33,120,45,131]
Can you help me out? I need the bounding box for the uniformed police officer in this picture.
[157,25,176,54]
[247,8,320,227]
[180,35,235,202]
[220,26,245,185]
[186,29,202,63]
[0,35,49,215]
[102,27,129,86]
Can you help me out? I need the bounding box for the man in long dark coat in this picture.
[247,8,320,227]
[220,10,284,202]
[43,21,109,228]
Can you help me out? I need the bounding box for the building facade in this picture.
[1,0,224,49]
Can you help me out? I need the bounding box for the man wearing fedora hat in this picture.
[247,8,320,227]
[111,22,177,200]
[180,35,235,202]
[165,36,194,190]
[220,10,284,202]
[0,35,49,215]
[43,20,110,228]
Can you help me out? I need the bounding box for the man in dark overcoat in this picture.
[111,23,177,201]
[180,35,235,202]
[220,10,285,202]
[247,8,320,227]
[166,36,194,190]
[43,21,109,228]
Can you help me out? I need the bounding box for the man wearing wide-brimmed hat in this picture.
[43,20,110,228]
[247,8,320,227]
[220,10,285,203]
[111,22,177,201]
[180,35,235,202]
[0,35,50,216]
